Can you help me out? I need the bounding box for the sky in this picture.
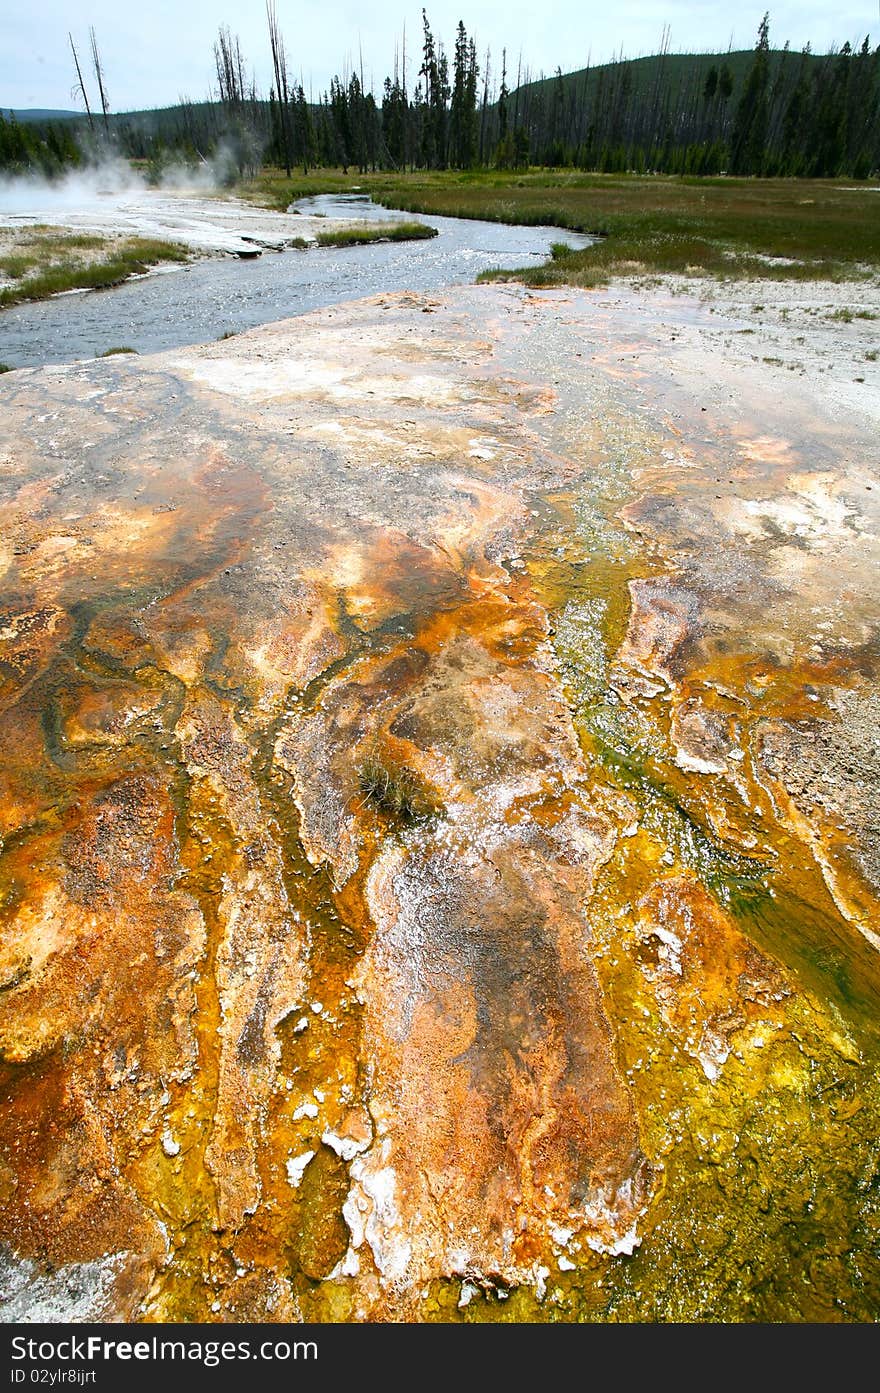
[3,1,878,113]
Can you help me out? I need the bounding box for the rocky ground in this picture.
[663,271,880,425]
[0,276,878,1322]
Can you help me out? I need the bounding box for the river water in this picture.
[0,193,591,369]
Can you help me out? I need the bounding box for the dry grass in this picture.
[357,752,439,822]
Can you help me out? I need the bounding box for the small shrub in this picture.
[99,346,138,356]
[357,753,438,823]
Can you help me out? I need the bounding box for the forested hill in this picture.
[517,46,815,107]
[7,109,80,123]
[506,40,876,174]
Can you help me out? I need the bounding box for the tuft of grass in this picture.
[1,232,111,284]
[99,345,138,356]
[357,753,439,823]
[0,363,11,373]
[47,233,105,250]
[828,307,879,322]
[0,253,40,279]
[0,236,189,309]
[315,220,437,248]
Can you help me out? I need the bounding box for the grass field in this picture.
[243,168,880,286]
[0,230,190,308]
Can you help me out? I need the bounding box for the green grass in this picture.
[46,233,105,249]
[241,168,880,287]
[828,307,879,322]
[0,363,11,373]
[0,236,190,308]
[0,253,40,279]
[315,220,437,248]
[99,346,138,356]
[0,232,108,283]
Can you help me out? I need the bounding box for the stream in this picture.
[0,193,591,369]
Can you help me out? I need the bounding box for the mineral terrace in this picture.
[0,281,878,1322]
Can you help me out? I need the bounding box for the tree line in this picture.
[2,11,878,180]
[522,16,880,177]
[0,111,82,176]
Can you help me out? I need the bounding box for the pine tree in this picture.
[844,38,879,177]
[89,28,111,138]
[329,76,351,172]
[780,47,811,174]
[419,10,438,166]
[68,33,95,134]
[449,21,479,167]
[730,13,771,174]
[294,85,313,174]
[347,71,367,173]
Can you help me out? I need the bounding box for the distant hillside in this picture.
[7,108,80,123]
[511,47,827,109]
[107,101,226,135]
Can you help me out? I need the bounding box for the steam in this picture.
[0,154,226,218]
[0,160,146,216]
[0,149,302,256]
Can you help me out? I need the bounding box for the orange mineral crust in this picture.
[0,284,878,1322]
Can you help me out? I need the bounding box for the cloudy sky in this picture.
[3,1,877,113]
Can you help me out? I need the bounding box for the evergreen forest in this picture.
[2,11,878,181]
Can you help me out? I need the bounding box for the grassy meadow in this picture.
[245,168,880,286]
